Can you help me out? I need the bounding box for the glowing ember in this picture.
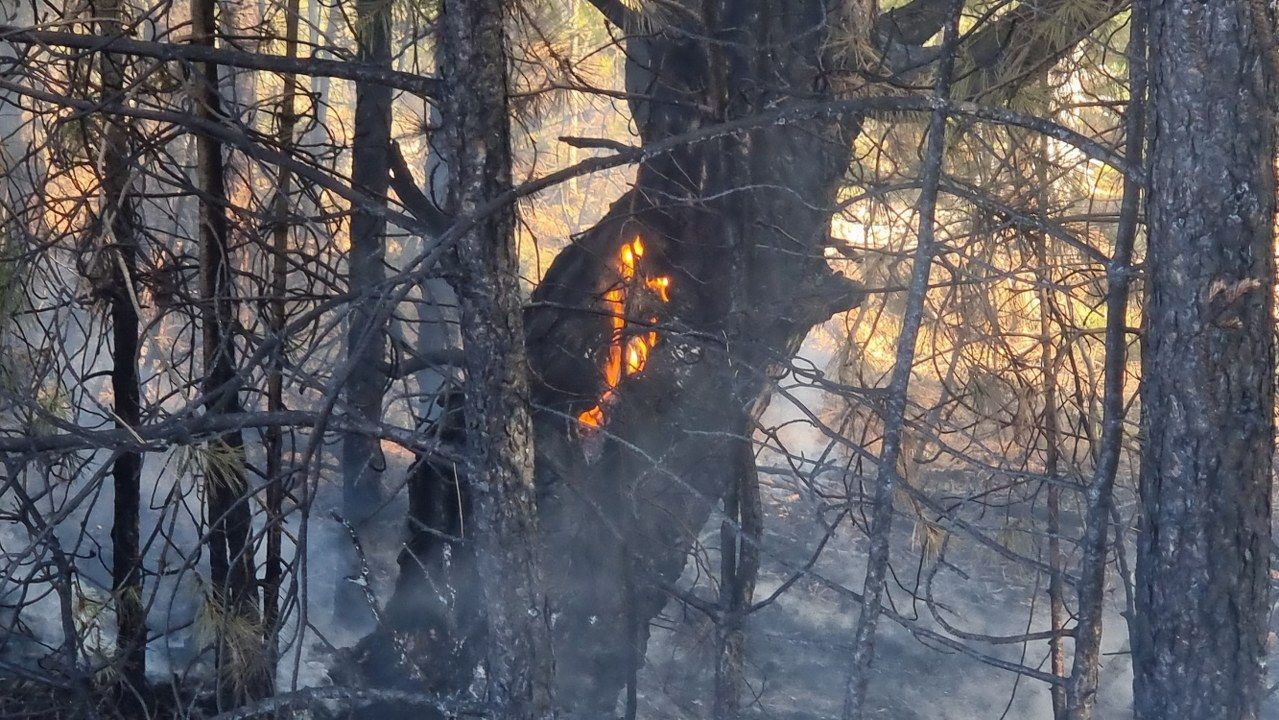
[578,236,671,429]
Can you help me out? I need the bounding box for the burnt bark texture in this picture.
[441,0,556,716]
[336,0,393,627]
[1132,0,1275,717]
[526,3,862,716]
[191,0,267,702]
[353,394,486,716]
[842,3,959,716]
[713,442,763,719]
[341,0,392,524]
[262,0,301,670]
[95,0,147,701]
[1065,3,1146,717]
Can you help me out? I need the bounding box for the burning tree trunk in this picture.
[1132,0,1275,716]
[526,4,863,715]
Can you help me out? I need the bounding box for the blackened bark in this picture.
[337,0,393,628]
[97,0,147,701]
[262,0,301,669]
[1064,4,1146,717]
[441,0,555,715]
[526,2,863,713]
[840,2,960,715]
[191,0,265,702]
[713,438,762,719]
[357,393,486,715]
[1133,0,1275,717]
[1035,162,1068,720]
[368,0,1123,714]
[342,0,392,524]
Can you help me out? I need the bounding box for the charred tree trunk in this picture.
[191,0,265,702]
[337,0,392,626]
[527,3,862,716]
[343,0,392,519]
[441,0,555,715]
[1132,0,1275,717]
[262,0,300,670]
[1036,174,1068,720]
[1064,4,1146,717]
[96,0,147,702]
[357,393,485,716]
[713,437,763,719]
[841,4,959,716]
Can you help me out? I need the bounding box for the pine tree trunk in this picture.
[440,0,555,716]
[1064,4,1146,717]
[262,0,301,667]
[191,0,266,701]
[342,0,392,519]
[1133,0,1275,716]
[372,1,1119,714]
[97,0,147,702]
[336,0,393,627]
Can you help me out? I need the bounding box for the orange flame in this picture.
[578,236,671,429]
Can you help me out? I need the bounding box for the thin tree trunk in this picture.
[440,0,555,715]
[97,0,147,703]
[336,0,392,626]
[1036,202,1068,720]
[1132,0,1275,716]
[841,2,961,717]
[714,436,762,720]
[342,0,392,518]
[191,0,264,701]
[263,0,301,671]
[1063,5,1147,718]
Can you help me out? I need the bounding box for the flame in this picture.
[577,236,671,430]
[645,276,670,302]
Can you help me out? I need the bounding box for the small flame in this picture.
[577,236,671,430]
[645,276,670,302]
[625,336,650,375]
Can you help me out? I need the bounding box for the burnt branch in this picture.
[0,24,440,97]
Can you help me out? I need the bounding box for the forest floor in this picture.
[636,482,1134,720]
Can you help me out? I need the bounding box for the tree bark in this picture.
[1133,0,1275,717]
[96,0,147,703]
[1036,170,1068,720]
[440,0,555,716]
[525,5,863,715]
[191,0,266,702]
[1064,4,1146,717]
[369,0,1129,715]
[841,3,961,717]
[337,0,393,627]
[262,0,300,673]
[713,437,762,719]
[342,0,392,522]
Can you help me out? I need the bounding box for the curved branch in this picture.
[586,0,639,30]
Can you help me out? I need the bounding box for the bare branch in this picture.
[0,24,440,97]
